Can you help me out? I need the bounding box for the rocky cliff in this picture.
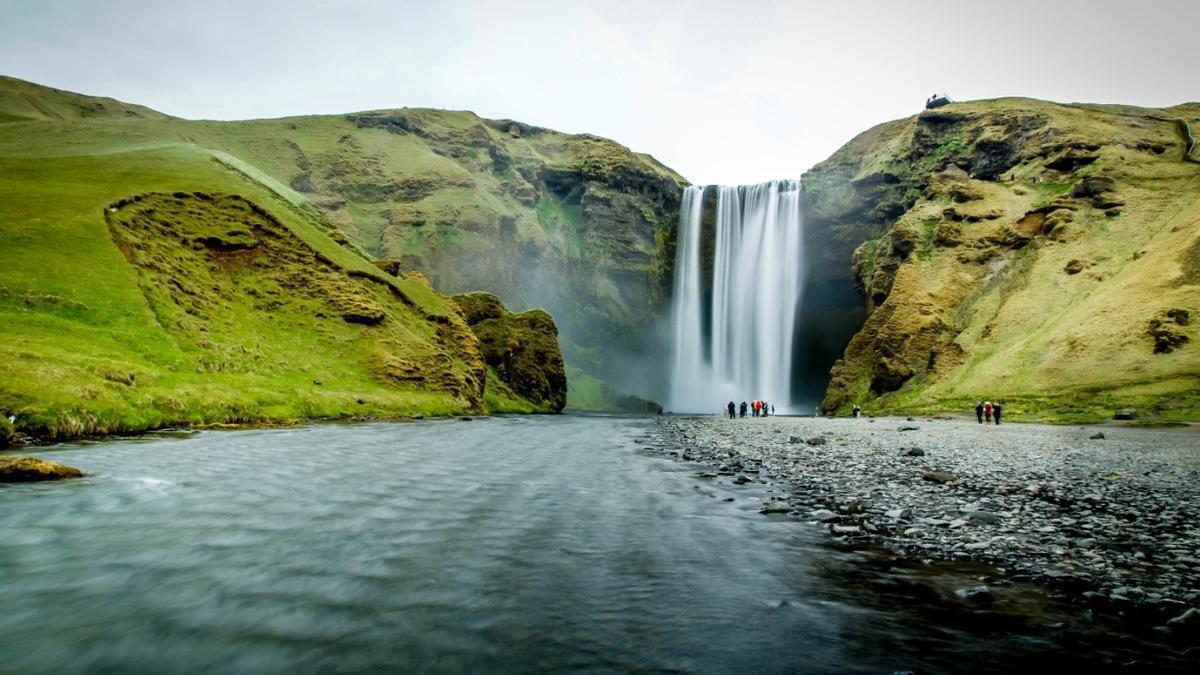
[803,98,1200,421]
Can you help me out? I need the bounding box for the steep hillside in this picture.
[0,77,575,441]
[803,98,1200,422]
[211,110,685,398]
[0,76,684,405]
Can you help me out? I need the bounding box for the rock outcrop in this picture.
[804,98,1200,420]
[452,292,567,413]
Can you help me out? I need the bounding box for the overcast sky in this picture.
[3,0,1196,184]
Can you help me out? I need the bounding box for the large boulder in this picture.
[0,456,84,482]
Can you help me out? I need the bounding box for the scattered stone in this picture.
[898,425,920,432]
[733,474,752,485]
[805,436,827,446]
[831,524,861,535]
[902,446,925,457]
[0,456,84,483]
[810,509,839,522]
[760,498,791,514]
[968,511,1001,524]
[838,499,864,515]
[656,414,1200,612]
[955,586,994,602]
[1090,432,1105,440]
[1165,607,1199,628]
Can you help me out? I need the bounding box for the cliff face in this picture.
[803,98,1200,421]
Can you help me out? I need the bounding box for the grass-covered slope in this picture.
[0,76,578,440]
[213,109,685,402]
[0,75,685,408]
[804,98,1200,422]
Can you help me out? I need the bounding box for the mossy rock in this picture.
[0,455,84,482]
[470,308,566,413]
[0,416,14,448]
[452,291,507,325]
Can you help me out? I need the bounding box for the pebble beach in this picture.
[652,414,1200,628]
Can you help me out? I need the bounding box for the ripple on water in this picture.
[0,416,1189,673]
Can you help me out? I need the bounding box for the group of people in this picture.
[725,400,774,418]
[974,400,1003,425]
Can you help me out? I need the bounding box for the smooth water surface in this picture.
[0,416,1175,673]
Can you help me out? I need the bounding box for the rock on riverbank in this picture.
[653,415,1200,615]
[0,456,84,482]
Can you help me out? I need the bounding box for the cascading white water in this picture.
[668,180,805,413]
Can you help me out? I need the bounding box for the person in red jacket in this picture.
[984,401,993,424]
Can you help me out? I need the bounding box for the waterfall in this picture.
[668,180,805,413]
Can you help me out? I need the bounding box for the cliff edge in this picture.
[803,98,1200,421]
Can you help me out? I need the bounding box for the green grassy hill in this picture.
[0,76,587,441]
[804,97,1200,422]
[1,75,686,410]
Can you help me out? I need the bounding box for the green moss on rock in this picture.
[452,291,507,324]
[0,416,14,448]
[453,292,567,413]
[0,455,84,482]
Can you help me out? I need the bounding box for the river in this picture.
[0,415,1182,672]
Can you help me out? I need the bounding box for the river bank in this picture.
[651,415,1200,632]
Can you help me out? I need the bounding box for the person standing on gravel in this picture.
[975,401,984,424]
[727,401,736,419]
[984,401,993,424]
[993,401,1003,425]
[739,401,747,418]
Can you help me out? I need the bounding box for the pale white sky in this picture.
[2,0,1196,184]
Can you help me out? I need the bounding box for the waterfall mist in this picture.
[669,180,806,413]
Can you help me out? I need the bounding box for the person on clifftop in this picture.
[975,401,984,424]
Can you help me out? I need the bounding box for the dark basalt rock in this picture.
[922,470,957,484]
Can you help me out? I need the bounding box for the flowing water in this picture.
[669,180,804,413]
[0,417,1180,673]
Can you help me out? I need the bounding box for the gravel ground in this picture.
[652,414,1200,624]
